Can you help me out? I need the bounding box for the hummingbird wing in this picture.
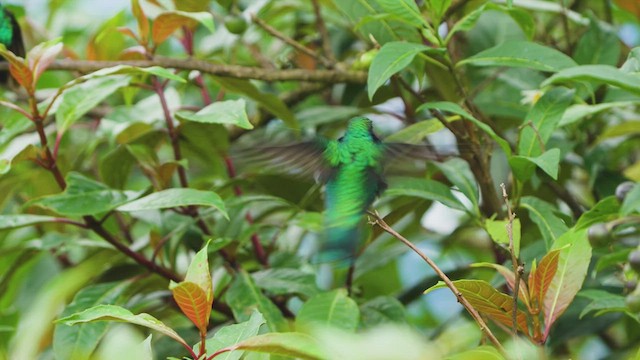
[231,139,334,181]
[382,143,457,164]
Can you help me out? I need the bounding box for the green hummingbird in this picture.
[239,116,453,262]
[0,3,25,83]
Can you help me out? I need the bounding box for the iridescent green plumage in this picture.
[237,116,453,262]
[0,4,24,83]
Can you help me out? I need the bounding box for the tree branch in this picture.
[0,58,366,83]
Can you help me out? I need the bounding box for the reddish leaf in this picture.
[528,248,562,314]
[471,262,530,311]
[152,12,197,45]
[425,279,529,334]
[171,281,212,333]
[117,27,139,41]
[542,229,591,341]
[27,41,63,85]
[184,243,213,302]
[0,46,33,93]
[131,0,150,44]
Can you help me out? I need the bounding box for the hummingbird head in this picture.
[0,7,14,46]
[345,117,376,140]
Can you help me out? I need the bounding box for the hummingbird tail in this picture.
[315,225,360,264]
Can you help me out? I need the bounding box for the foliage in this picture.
[1,0,640,359]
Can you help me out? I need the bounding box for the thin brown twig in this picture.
[310,0,335,64]
[368,211,506,354]
[250,13,333,68]
[500,183,524,339]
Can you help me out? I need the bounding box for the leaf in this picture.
[577,290,636,320]
[543,229,592,340]
[215,333,326,360]
[424,280,529,333]
[518,87,574,157]
[117,188,228,219]
[132,0,150,43]
[385,177,467,212]
[417,101,512,156]
[359,296,407,327]
[201,310,265,360]
[528,248,562,314]
[56,304,189,349]
[0,43,33,92]
[176,99,253,129]
[0,214,58,229]
[225,270,288,332]
[374,0,427,28]
[446,345,505,360]
[368,42,442,100]
[53,282,130,360]
[296,289,360,332]
[470,262,530,310]
[252,268,320,298]
[28,172,136,217]
[445,3,487,44]
[211,77,296,130]
[485,218,521,257]
[510,148,561,180]
[574,196,620,230]
[27,39,63,85]
[436,158,479,210]
[152,11,214,44]
[169,282,210,333]
[457,41,577,72]
[383,119,443,143]
[520,197,568,249]
[64,64,186,84]
[573,17,621,66]
[56,75,130,133]
[184,242,213,300]
[559,102,637,127]
[621,183,640,215]
[542,65,640,96]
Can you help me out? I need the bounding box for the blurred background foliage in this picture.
[1,0,640,359]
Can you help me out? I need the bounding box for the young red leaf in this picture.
[27,41,63,86]
[425,279,529,334]
[170,281,212,333]
[131,0,150,44]
[471,262,531,311]
[152,12,197,45]
[0,45,33,93]
[528,248,562,314]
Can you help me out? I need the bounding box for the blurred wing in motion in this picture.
[231,139,334,182]
[383,142,458,165]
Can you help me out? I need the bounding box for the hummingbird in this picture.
[238,116,453,262]
[0,3,25,83]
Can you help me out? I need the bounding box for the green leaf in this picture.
[485,218,521,257]
[368,42,441,100]
[470,262,529,310]
[374,0,427,28]
[518,88,574,157]
[216,333,326,360]
[542,65,640,96]
[53,282,130,360]
[201,310,265,360]
[560,102,637,127]
[28,172,136,217]
[225,270,288,332]
[56,304,189,349]
[252,268,320,298]
[436,158,479,210]
[575,196,620,230]
[577,289,637,320]
[384,119,443,143]
[510,148,561,180]
[211,77,296,130]
[621,183,640,215]
[176,99,253,129]
[360,296,407,327]
[385,177,467,212]
[446,345,505,360]
[445,3,487,44]
[117,188,227,219]
[0,214,58,229]
[64,65,186,84]
[573,17,620,66]
[56,75,130,133]
[520,197,568,249]
[296,289,360,332]
[417,101,512,156]
[425,0,452,25]
[543,228,592,339]
[457,41,577,72]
